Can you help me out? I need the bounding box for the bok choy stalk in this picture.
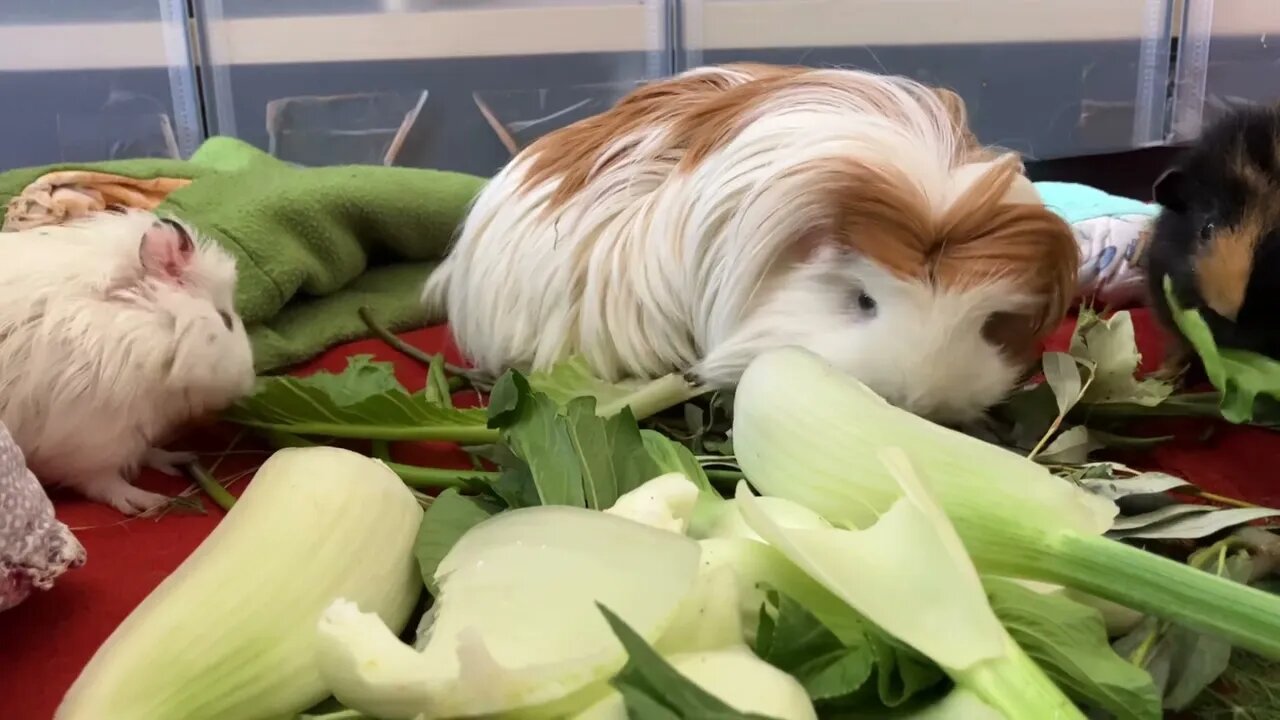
[573,646,818,720]
[315,503,704,719]
[733,347,1280,659]
[736,449,1086,720]
[55,447,424,720]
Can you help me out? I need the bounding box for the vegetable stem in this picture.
[358,306,468,391]
[959,632,1087,720]
[967,523,1280,660]
[185,461,235,512]
[704,468,745,486]
[386,463,498,489]
[598,373,705,421]
[237,420,500,444]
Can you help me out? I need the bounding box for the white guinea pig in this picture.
[424,64,1077,424]
[0,209,255,514]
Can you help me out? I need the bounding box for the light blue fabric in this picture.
[1034,181,1159,225]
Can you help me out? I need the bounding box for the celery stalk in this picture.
[963,521,1280,659]
[732,347,1280,660]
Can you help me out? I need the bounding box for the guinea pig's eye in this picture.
[852,291,877,316]
[218,310,234,330]
[1200,222,1216,241]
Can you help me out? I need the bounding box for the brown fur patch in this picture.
[820,155,1077,351]
[518,64,983,207]
[1196,214,1262,321]
[519,63,807,206]
[1195,143,1278,320]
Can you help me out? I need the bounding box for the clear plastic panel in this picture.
[679,0,1174,160]
[0,0,202,171]
[197,0,670,176]
[1171,1,1280,143]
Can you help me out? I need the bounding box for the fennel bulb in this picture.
[55,447,424,720]
[316,504,702,719]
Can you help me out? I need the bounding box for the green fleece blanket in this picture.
[0,136,487,372]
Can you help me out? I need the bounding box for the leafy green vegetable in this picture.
[753,591,876,703]
[642,429,714,494]
[413,488,500,595]
[599,604,776,720]
[984,578,1161,720]
[1164,276,1280,423]
[1069,308,1171,407]
[225,355,494,442]
[1114,546,1256,713]
[490,371,664,509]
[525,356,648,409]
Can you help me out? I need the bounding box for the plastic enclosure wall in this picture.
[0,0,1272,174]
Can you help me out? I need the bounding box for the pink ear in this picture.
[139,219,194,281]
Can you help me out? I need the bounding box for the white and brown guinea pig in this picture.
[424,63,1078,423]
[0,209,255,514]
[1146,103,1280,372]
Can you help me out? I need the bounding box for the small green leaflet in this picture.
[598,603,779,720]
[753,591,876,703]
[985,578,1160,720]
[1113,548,1253,712]
[524,355,648,409]
[1069,308,1172,407]
[413,488,501,595]
[225,355,491,441]
[642,429,714,494]
[488,370,665,510]
[1164,275,1280,423]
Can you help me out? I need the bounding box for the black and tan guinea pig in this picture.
[1146,103,1280,375]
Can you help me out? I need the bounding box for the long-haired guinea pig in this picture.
[423,63,1078,423]
[1147,103,1280,371]
[0,209,255,514]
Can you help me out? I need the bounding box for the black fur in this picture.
[1146,103,1280,363]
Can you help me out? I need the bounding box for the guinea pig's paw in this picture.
[83,474,171,516]
[142,447,197,476]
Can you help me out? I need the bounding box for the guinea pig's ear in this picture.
[1152,167,1189,212]
[140,218,195,282]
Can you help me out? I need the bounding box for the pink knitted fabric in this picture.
[0,422,85,612]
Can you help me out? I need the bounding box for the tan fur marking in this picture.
[518,64,981,208]
[519,64,806,206]
[822,155,1077,348]
[1195,212,1262,321]
[1195,143,1278,320]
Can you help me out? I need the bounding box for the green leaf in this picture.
[1113,550,1252,712]
[225,355,492,442]
[493,373,664,509]
[486,371,527,429]
[1163,276,1280,423]
[985,577,1161,720]
[502,388,588,507]
[642,429,714,494]
[525,356,648,409]
[1070,309,1173,407]
[753,592,876,703]
[1037,426,1101,464]
[563,399,663,509]
[617,685,685,720]
[1042,352,1083,416]
[599,603,776,720]
[413,488,500,595]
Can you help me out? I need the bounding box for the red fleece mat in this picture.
[3,315,1279,719]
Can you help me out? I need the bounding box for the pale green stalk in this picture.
[732,347,1280,660]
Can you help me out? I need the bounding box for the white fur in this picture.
[425,66,1043,423]
[0,209,255,513]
